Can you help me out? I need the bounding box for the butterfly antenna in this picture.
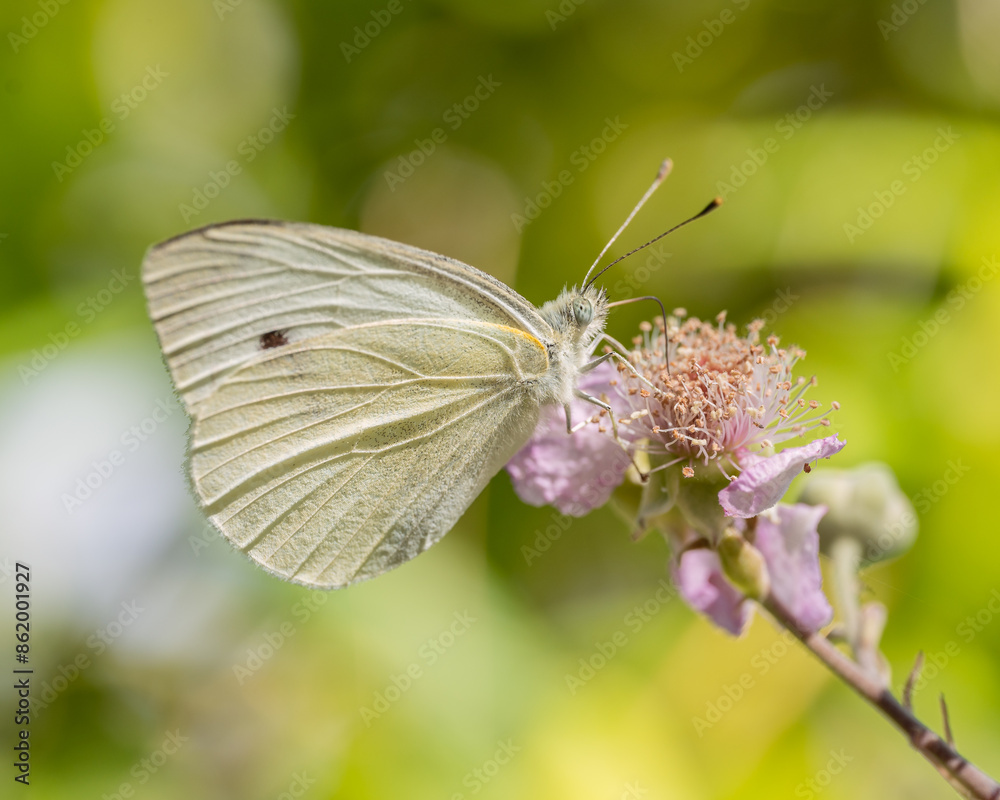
[584,196,722,291]
[607,294,672,373]
[607,295,670,340]
[581,158,673,288]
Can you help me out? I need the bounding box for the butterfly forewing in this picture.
[189,318,548,588]
[142,220,550,413]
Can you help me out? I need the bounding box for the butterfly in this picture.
[143,160,714,588]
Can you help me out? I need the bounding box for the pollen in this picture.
[608,313,839,468]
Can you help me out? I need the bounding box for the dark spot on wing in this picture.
[260,329,290,349]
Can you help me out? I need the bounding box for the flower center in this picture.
[611,311,838,476]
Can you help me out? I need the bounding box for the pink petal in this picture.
[672,548,751,636]
[755,504,833,633]
[506,362,631,516]
[719,434,846,518]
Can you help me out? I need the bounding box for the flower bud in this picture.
[798,462,916,566]
[717,527,770,600]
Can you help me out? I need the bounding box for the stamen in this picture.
[607,314,840,471]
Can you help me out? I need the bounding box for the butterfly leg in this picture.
[580,350,615,373]
[583,350,658,394]
[562,398,612,436]
[570,389,649,482]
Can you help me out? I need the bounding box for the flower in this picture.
[509,311,843,524]
[506,311,845,637]
[754,504,833,633]
[505,362,633,516]
[719,435,846,518]
[615,312,840,482]
[673,546,751,636]
[672,503,832,636]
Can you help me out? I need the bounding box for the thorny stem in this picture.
[761,593,1000,800]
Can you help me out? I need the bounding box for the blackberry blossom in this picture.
[611,310,840,481]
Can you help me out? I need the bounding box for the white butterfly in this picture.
[143,160,709,589]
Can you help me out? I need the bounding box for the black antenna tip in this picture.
[699,197,723,216]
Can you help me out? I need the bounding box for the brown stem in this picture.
[761,594,1000,800]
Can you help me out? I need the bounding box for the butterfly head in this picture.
[540,284,608,350]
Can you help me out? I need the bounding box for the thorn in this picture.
[903,651,924,709]
[940,694,955,746]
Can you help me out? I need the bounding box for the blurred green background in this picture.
[2,0,999,798]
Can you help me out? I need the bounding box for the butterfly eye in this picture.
[573,297,593,326]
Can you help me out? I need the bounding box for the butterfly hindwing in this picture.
[188,318,548,588]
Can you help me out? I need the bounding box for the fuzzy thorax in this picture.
[535,285,608,406]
